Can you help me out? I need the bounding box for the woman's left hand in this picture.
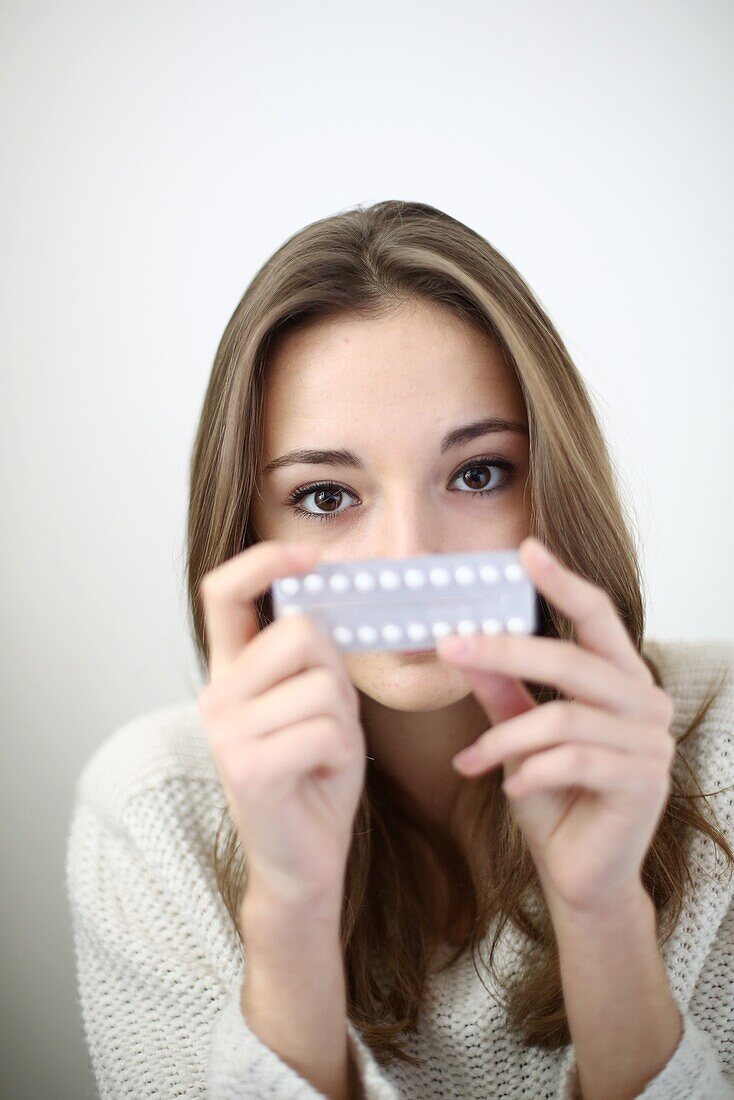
[436,537,677,916]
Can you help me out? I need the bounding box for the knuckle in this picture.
[657,730,677,764]
[227,750,260,792]
[321,712,342,736]
[333,720,356,758]
[338,673,359,714]
[544,639,569,676]
[591,586,612,613]
[302,715,349,762]
[639,659,656,687]
[199,571,218,602]
[646,757,671,795]
[309,712,335,735]
[302,666,334,714]
[567,742,591,771]
[338,680,358,720]
[649,686,675,725]
[633,763,653,795]
[291,612,315,647]
[331,671,349,708]
[319,716,346,754]
[339,735,357,761]
[550,699,577,732]
[314,663,339,699]
[328,712,356,761]
[596,585,611,606]
[197,682,222,722]
[286,613,330,661]
[315,664,353,713]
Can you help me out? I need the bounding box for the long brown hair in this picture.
[185,200,733,1067]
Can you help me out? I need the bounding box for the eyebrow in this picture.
[262,416,529,475]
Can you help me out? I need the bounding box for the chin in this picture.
[349,656,472,709]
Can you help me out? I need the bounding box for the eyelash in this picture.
[284,455,518,523]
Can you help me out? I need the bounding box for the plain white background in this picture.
[1,1,732,1095]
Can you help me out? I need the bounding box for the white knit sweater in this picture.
[66,639,734,1099]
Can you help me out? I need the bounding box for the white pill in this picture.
[507,616,526,633]
[403,568,426,589]
[303,573,325,593]
[429,567,451,587]
[333,626,353,645]
[357,624,379,644]
[406,621,429,641]
[481,618,502,634]
[281,603,302,617]
[280,577,300,596]
[382,624,403,643]
[431,620,452,639]
[454,565,476,585]
[329,572,351,592]
[378,569,401,590]
[504,562,524,582]
[479,563,500,584]
[354,571,376,591]
[456,619,479,635]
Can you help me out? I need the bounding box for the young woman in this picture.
[67,200,734,1099]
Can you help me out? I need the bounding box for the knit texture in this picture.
[66,638,734,1098]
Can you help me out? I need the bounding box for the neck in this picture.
[358,689,487,836]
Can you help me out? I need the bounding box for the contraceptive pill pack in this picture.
[271,548,539,653]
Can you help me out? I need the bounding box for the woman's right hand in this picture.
[197,540,367,911]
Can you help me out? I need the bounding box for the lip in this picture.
[399,648,435,657]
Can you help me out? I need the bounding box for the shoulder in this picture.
[72,698,221,825]
[642,636,733,752]
[66,703,242,990]
[642,637,733,717]
[67,699,226,901]
[644,637,734,863]
[643,636,733,791]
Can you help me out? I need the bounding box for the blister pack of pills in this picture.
[271,548,539,653]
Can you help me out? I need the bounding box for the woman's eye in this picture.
[285,458,517,523]
[290,484,357,522]
[452,461,512,495]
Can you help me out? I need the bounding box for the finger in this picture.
[228,716,354,802]
[438,633,669,723]
[503,743,671,800]
[453,700,673,776]
[453,665,537,725]
[200,540,320,680]
[450,667,539,782]
[202,611,356,715]
[518,537,651,683]
[205,664,356,751]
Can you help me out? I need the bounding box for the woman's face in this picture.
[250,298,532,716]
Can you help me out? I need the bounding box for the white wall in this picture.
[1,1,732,1094]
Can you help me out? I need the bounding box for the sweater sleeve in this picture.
[207,980,401,1099]
[66,787,401,1099]
[554,894,734,1100]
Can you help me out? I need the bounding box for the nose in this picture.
[372,498,439,562]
